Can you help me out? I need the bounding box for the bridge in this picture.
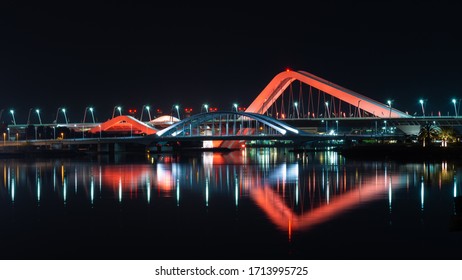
[2,69,461,153]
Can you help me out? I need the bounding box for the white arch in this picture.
[245,70,410,118]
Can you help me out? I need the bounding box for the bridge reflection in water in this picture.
[2,148,457,243]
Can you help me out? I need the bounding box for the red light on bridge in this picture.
[209,107,218,112]
[237,107,246,112]
[184,108,193,113]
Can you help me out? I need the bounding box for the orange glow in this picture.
[89,115,158,135]
[245,70,410,118]
[251,174,405,232]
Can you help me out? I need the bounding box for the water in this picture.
[0,148,461,260]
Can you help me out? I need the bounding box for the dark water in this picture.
[1,148,461,260]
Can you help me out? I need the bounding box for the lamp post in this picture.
[336,120,339,134]
[27,108,33,125]
[175,105,180,120]
[62,108,68,124]
[36,109,42,125]
[419,99,426,117]
[98,124,102,138]
[452,99,459,117]
[10,110,16,125]
[203,104,209,113]
[294,102,299,118]
[233,103,238,112]
[89,107,95,123]
[140,105,152,121]
[387,100,393,118]
[325,102,330,118]
[55,107,61,124]
[112,106,122,118]
[83,107,95,123]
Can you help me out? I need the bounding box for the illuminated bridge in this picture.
[3,69,462,152]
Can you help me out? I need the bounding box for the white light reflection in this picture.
[295,178,299,206]
[176,178,180,206]
[99,166,102,192]
[454,176,457,198]
[36,168,41,203]
[119,177,122,203]
[388,177,392,212]
[53,167,56,190]
[11,177,15,202]
[205,177,209,207]
[421,176,424,210]
[147,175,151,204]
[63,176,67,204]
[90,175,94,204]
[74,167,78,193]
[235,176,239,207]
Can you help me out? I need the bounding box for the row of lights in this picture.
[4,98,462,125]
[3,103,245,125]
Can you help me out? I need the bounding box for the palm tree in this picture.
[439,127,457,147]
[418,122,441,147]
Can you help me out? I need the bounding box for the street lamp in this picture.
[325,102,330,118]
[62,108,68,124]
[140,105,152,121]
[175,105,180,120]
[83,107,95,123]
[419,99,426,116]
[10,110,16,125]
[387,100,393,118]
[36,109,42,125]
[233,103,238,112]
[27,108,33,125]
[89,107,95,123]
[112,106,122,118]
[203,104,209,113]
[294,102,299,118]
[452,99,459,117]
[55,107,61,124]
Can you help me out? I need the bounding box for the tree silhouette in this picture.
[418,122,441,147]
[439,127,457,147]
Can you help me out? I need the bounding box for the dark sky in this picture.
[1,1,461,123]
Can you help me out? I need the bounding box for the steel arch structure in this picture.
[155,111,304,138]
[246,69,411,118]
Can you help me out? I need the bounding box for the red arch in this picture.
[89,115,158,135]
[245,70,410,118]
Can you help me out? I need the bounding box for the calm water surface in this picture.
[1,148,461,259]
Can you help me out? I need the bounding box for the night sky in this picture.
[1,2,461,123]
